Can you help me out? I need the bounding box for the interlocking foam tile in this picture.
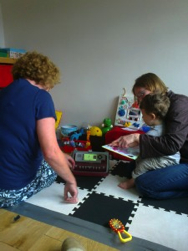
[25,160,188,251]
[141,196,188,215]
[69,191,136,230]
[27,182,89,215]
[127,203,188,251]
[56,175,104,190]
[93,173,140,202]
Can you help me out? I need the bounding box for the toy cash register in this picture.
[72,150,109,176]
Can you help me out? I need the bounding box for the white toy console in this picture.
[114,88,143,129]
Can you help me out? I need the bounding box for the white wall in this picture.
[1,0,188,127]
[0,3,5,46]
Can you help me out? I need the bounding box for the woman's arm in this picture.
[110,133,140,148]
[36,117,78,203]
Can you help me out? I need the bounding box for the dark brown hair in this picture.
[140,93,170,119]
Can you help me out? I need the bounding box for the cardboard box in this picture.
[0,48,26,58]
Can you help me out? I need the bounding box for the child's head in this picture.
[140,93,170,126]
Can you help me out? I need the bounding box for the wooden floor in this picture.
[0,209,118,251]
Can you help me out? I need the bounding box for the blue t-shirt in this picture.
[0,78,56,189]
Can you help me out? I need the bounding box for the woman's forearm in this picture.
[44,148,77,185]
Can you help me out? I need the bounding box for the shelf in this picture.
[0,57,16,64]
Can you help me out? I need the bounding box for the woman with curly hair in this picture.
[0,51,78,207]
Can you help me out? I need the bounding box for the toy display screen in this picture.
[83,154,97,161]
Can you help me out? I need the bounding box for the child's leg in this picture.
[118,178,135,190]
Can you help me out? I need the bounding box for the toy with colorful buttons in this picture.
[114,88,143,129]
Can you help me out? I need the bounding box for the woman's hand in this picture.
[65,154,75,170]
[63,155,78,203]
[109,133,140,148]
[64,182,78,204]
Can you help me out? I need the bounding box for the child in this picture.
[119,93,180,190]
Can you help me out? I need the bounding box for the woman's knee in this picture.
[135,176,150,197]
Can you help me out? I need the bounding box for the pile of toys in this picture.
[59,126,91,153]
[58,118,113,154]
[56,88,151,154]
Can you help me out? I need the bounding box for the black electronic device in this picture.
[72,150,109,176]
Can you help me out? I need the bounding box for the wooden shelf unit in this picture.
[0,57,16,64]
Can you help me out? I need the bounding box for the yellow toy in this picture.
[85,142,91,148]
[89,126,102,137]
[124,122,132,127]
[55,110,62,130]
[109,218,132,243]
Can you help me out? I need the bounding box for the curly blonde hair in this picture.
[12,51,60,89]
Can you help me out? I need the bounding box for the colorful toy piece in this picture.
[101,118,113,135]
[89,126,102,137]
[141,124,151,133]
[124,122,132,127]
[70,128,85,141]
[60,125,78,137]
[55,110,63,130]
[109,218,132,243]
[132,100,139,108]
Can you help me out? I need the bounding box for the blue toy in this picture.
[70,128,85,141]
[61,125,78,137]
[141,124,151,133]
